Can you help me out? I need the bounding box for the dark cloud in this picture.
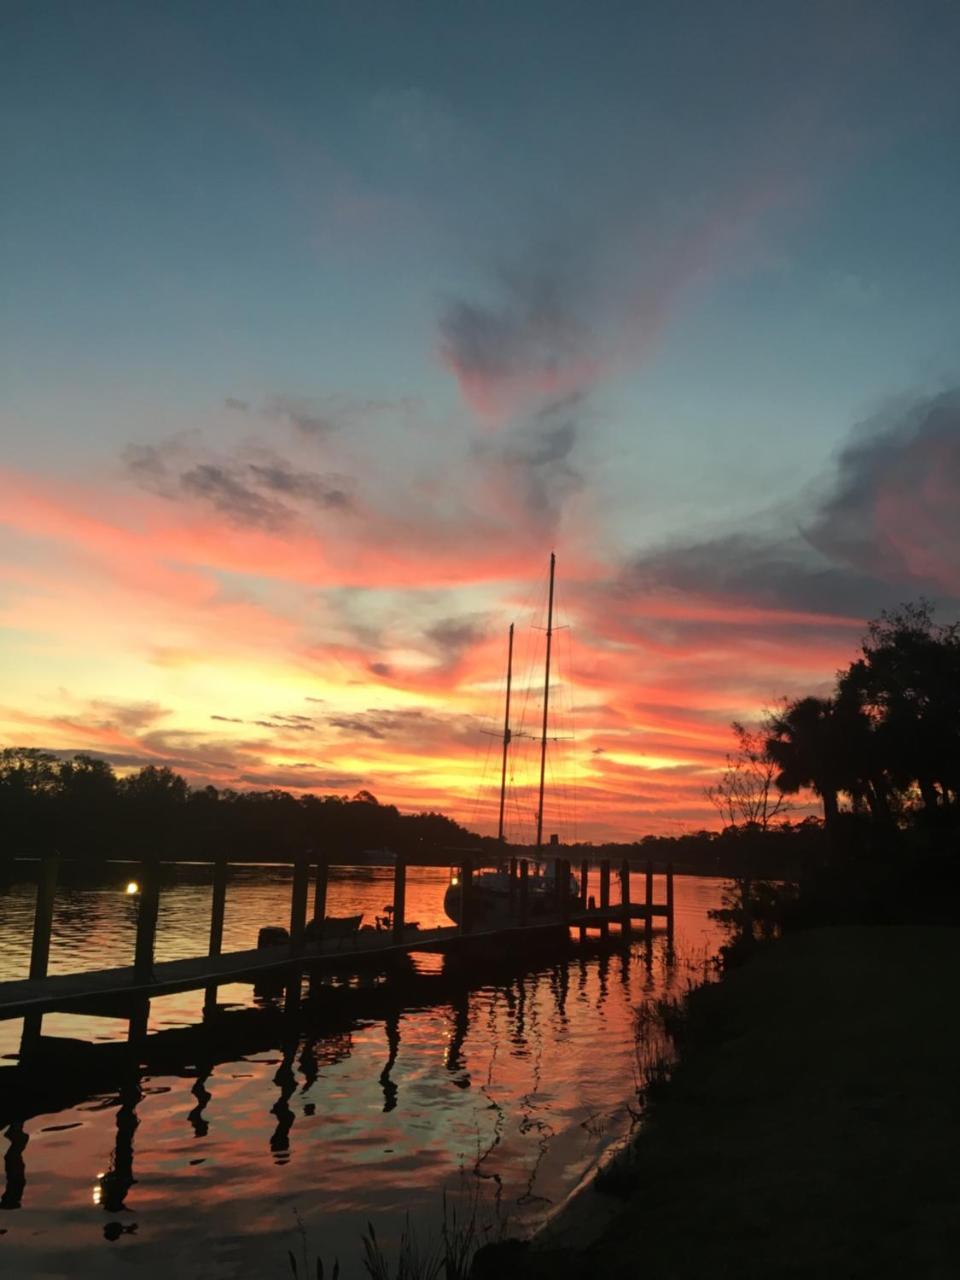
[616,388,960,624]
[210,714,244,723]
[124,438,356,529]
[265,394,339,437]
[225,397,249,412]
[496,397,585,518]
[237,769,364,790]
[439,265,596,416]
[328,707,484,746]
[368,661,393,678]
[805,389,960,593]
[426,612,489,665]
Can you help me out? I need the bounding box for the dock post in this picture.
[666,861,675,938]
[29,854,60,981]
[509,856,518,916]
[313,854,329,938]
[134,860,161,983]
[460,856,474,935]
[289,854,310,954]
[620,859,631,932]
[392,857,406,944]
[578,859,588,941]
[599,859,610,938]
[208,857,228,959]
[519,859,529,926]
[559,859,570,926]
[645,860,654,941]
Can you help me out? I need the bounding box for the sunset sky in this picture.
[2,2,960,839]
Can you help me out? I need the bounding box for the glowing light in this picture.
[450,875,459,886]
[125,881,139,895]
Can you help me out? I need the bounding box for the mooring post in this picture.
[580,860,589,910]
[29,853,60,981]
[460,856,474,935]
[599,859,610,937]
[519,858,529,926]
[620,859,631,931]
[559,859,570,925]
[313,854,329,940]
[645,860,654,940]
[134,859,161,983]
[666,861,675,937]
[208,857,228,959]
[509,855,518,915]
[392,856,407,944]
[289,854,310,954]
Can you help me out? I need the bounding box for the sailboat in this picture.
[443,553,579,925]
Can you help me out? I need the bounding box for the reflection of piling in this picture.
[599,860,610,938]
[666,861,675,942]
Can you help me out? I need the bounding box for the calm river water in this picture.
[0,865,727,1278]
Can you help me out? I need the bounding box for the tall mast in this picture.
[536,552,556,849]
[497,622,514,843]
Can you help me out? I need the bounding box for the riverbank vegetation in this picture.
[519,926,960,1278]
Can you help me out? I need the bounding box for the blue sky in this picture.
[2,2,960,835]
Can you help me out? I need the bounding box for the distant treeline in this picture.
[0,750,487,863]
[0,744,821,876]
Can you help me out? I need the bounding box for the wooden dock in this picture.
[0,852,674,1025]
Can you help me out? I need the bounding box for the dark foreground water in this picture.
[0,866,726,1278]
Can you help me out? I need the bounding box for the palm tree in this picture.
[765,697,846,832]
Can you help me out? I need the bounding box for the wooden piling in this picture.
[666,861,675,937]
[29,854,60,981]
[392,857,407,944]
[620,859,631,931]
[313,855,329,936]
[599,859,610,938]
[460,856,474,935]
[289,854,310,954]
[509,856,518,914]
[580,859,589,910]
[519,859,529,925]
[208,857,228,959]
[559,859,570,925]
[134,860,161,983]
[645,860,654,940]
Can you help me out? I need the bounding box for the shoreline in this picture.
[504,925,960,1278]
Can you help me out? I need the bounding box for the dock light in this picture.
[125,880,140,895]
[451,874,459,886]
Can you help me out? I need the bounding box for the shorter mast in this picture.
[497,623,514,844]
[536,552,556,850]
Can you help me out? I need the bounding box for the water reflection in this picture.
[0,870,726,1277]
[1,1119,27,1210]
[96,1076,141,1214]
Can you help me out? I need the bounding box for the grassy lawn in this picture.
[523,927,960,1279]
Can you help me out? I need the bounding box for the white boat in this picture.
[443,553,578,926]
